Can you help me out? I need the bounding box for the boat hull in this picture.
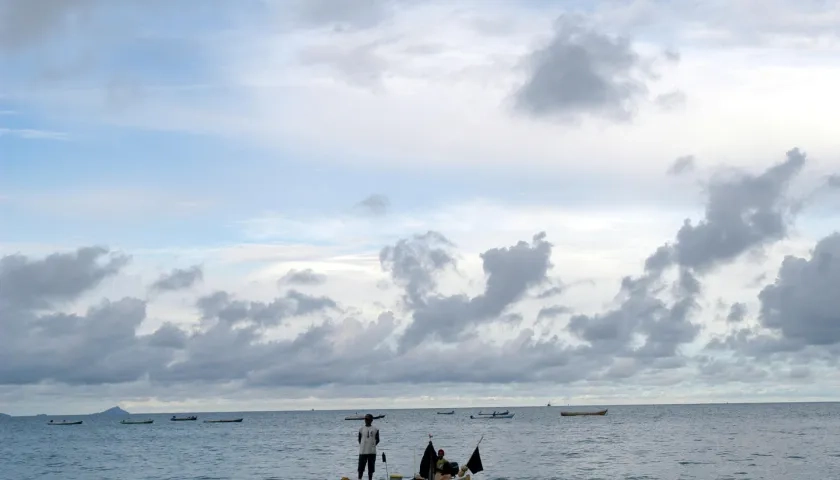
[170,416,197,421]
[48,421,83,425]
[204,418,243,423]
[560,409,608,416]
[436,411,455,415]
[470,413,514,419]
[120,420,153,424]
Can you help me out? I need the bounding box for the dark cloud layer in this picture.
[0,147,836,395]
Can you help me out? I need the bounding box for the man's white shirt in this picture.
[359,425,379,454]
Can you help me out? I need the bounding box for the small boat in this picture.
[560,409,608,416]
[120,419,154,424]
[203,418,243,423]
[345,414,385,420]
[48,420,83,425]
[477,410,509,416]
[436,410,455,415]
[170,415,198,421]
[470,413,514,419]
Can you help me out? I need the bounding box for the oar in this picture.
[382,452,389,479]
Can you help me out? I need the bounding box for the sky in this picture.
[2,0,840,416]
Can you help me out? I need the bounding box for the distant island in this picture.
[0,413,10,418]
[95,406,130,416]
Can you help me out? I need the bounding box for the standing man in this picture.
[358,413,380,480]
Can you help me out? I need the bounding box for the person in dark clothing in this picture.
[357,414,380,480]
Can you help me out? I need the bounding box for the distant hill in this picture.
[96,406,130,416]
[0,413,10,418]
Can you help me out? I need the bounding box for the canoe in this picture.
[203,418,243,423]
[477,410,509,416]
[120,419,153,424]
[170,415,198,421]
[48,420,83,425]
[436,411,455,415]
[470,413,514,419]
[345,414,385,420]
[560,409,608,416]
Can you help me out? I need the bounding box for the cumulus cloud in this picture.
[513,14,675,122]
[354,194,390,216]
[279,268,327,286]
[667,155,696,176]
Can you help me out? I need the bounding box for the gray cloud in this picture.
[393,232,553,350]
[727,302,747,323]
[0,246,129,311]
[0,0,96,52]
[279,268,327,286]
[288,0,396,31]
[149,265,203,293]
[379,230,456,307]
[354,194,390,216]
[537,305,571,320]
[513,14,670,122]
[667,155,696,176]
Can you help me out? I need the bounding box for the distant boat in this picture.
[120,419,153,424]
[477,410,509,416]
[436,410,455,415]
[48,420,83,425]
[560,409,608,417]
[345,414,385,420]
[170,415,197,421]
[470,413,514,419]
[203,418,243,423]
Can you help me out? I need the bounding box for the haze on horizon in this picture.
[2,0,840,417]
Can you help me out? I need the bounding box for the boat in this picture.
[344,414,385,420]
[470,413,514,419]
[170,415,198,421]
[47,420,83,425]
[203,418,243,423]
[560,409,608,416]
[436,410,455,415]
[120,419,154,424]
[477,410,509,416]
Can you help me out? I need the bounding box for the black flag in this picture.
[418,440,436,479]
[465,446,484,474]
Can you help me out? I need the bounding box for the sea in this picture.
[1,403,838,480]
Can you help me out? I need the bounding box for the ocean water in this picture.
[1,403,838,479]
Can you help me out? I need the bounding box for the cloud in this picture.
[727,302,748,323]
[278,268,327,286]
[667,155,696,176]
[286,0,397,31]
[354,194,390,216]
[0,128,69,140]
[149,265,203,293]
[513,14,676,122]
[0,0,97,52]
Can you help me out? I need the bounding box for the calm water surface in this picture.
[1,403,839,479]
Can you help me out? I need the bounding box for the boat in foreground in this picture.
[470,413,514,419]
[120,419,154,424]
[560,409,608,416]
[203,418,243,423]
[48,420,83,425]
[344,414,385,420]
[170,415,198,421]
[477,410,509,416]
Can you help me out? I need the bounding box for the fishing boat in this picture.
[477,410,509,416]
[203,418,243,423]
[560,409,608,416]
[436,410,455,415]
[170,415,198,421]
[470,413,514,419]
[344,414,385,420]
[120,419,154,424]
[47,420,83,425]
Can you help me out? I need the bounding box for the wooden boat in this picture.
[170,415,198,421]
[560,409,608,416]
[477,410,509,416]
[120,419,153,424]
[48,420,83,425]
[344,414,385,420]
[470,413,514,419]
[436,410,455,415]
[203,418,243,423]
